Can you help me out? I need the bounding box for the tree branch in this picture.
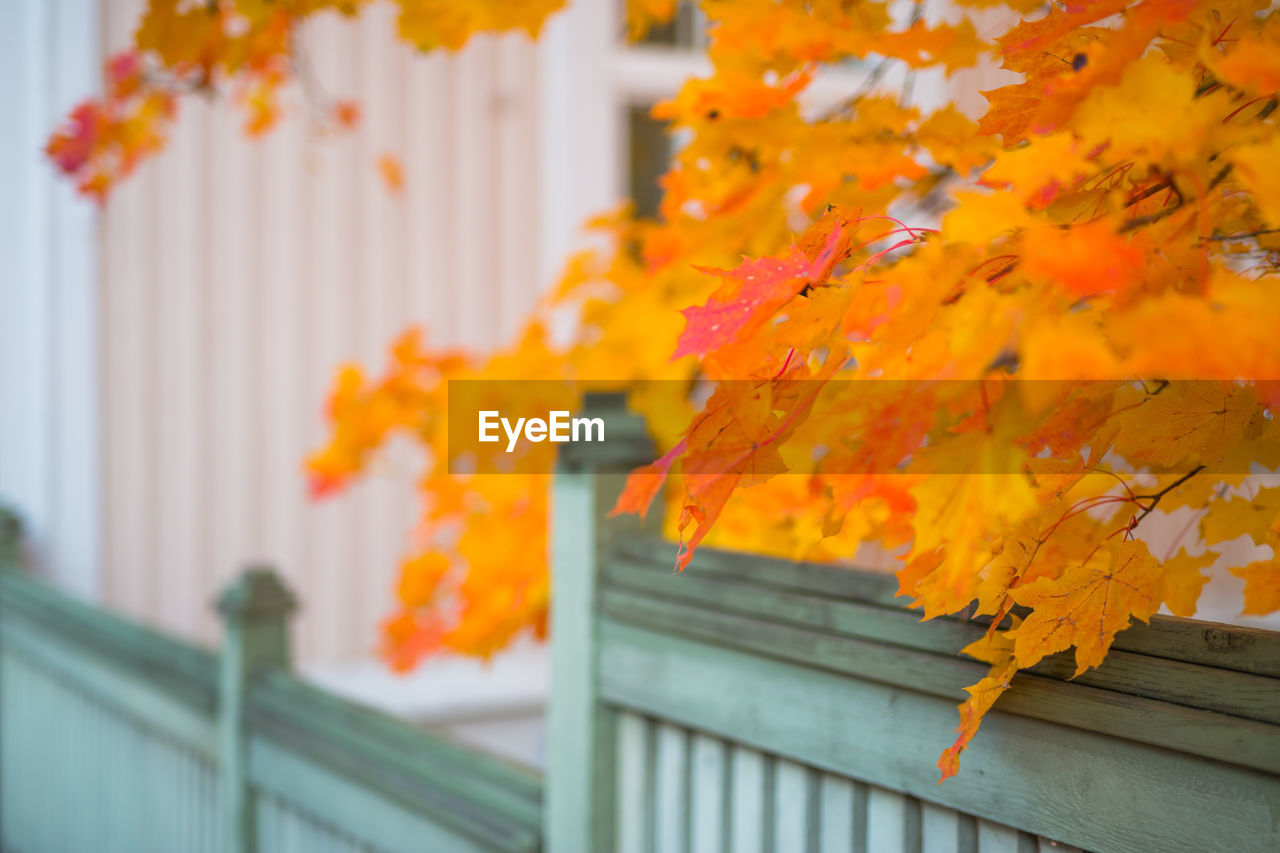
[1129,465,1206,531]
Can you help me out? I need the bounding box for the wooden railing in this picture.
[548,393,1280,853]
[0,507,541,853]
[4,392,1279,853]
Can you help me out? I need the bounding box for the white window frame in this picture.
[534,0,897,298]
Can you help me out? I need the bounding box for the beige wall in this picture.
[98,2,544,663]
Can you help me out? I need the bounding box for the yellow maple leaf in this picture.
[1009,538,1163,676]
[942,189,1032,246]
[974,531,1039,617]
[1200,487,1280,546]
[1229,136,1280,228]
[1233,559,1280,616]
[908,433,1038,617]
[1161,546,1216,618]
[938,657,1017,782]
[1072,56,1217,168]
[396,0,564,51]
[982,133,1092,207]
[1111,383,1262,470]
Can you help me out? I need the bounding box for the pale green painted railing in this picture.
[0,509,542,853]
[549,393,1280,853]
[4,392,1280,853]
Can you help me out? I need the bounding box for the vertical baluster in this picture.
[817,774,857,853]
[730,747,766,853]
[690,733,727,853]
[976,819,1021,853]
[655,724,690,853]
[922,802,960,853]
[616,712,652,853]
[773,760,814,853]
[867,788,909,852]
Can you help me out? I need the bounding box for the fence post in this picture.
[215,567,296,853]
[547,392,655,853]
[0,506,22,568]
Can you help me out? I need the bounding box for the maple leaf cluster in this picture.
[45,0,564,201]
[56,0,1280,781]
[45,51,177,201]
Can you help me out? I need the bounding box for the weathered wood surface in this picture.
[603,538,1280,775]
[611,537,1280,679]
[599,620,1280,853]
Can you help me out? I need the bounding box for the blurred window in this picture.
[618,1,708,220]
[627,105,671,220]
[635,1,705,48]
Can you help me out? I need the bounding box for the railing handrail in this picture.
[610,532,1280,679]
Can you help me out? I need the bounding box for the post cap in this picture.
[0,505,22,547]
[558,391,655,471]
[215,565,297,623]
[0,506,23,566]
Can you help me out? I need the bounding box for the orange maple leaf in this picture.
[612,439,686,519]
[1021,219,1145,298]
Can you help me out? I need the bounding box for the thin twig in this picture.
[1129,465,1206,531]
[1124,178,1174,209]
[1205,228,1280,242]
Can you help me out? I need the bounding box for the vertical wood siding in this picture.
[97,2,543,663]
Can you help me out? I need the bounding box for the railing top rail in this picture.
[609,534,1280,679]
[0,550,220,708]
[247,670,543,851]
